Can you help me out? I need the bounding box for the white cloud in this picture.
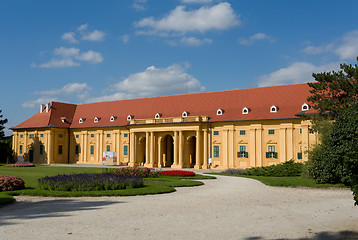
[32,59,80,68]
[257,62,339,87]
[22,83,91,108]
[54,47,80,57]
[87,64,206,103]
[335,30,358,59]
[181,0,213,3]
[239,33,275,46]
[120,34,130,43]
[81,30,106,42]
[78,23,88,31]
[32,47,103,68]
[62,32,78,44]
[76,50,104,63]
[135,2,240,35]
[132,0,147,11]
[180,36,212,46]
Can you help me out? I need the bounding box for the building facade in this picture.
[12,83,318,169]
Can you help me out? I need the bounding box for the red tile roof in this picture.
[13,83,315,130]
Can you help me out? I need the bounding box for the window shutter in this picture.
[266,152,269,158]
[245,152,248,158]
[297,152,302,159]
[274,152,278,158]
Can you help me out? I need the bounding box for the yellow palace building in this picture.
[11,83,318,169]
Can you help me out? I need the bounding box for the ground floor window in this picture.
[19,145,23,154]
[75,145,79,154]
[90,145,94,155]
[106,145,110,151]
[213,145,219,157]
[238,145,248,158]
[266,145,277,158]
[58,145,63,155]
[124,145,128,155]
[40,144,44,155]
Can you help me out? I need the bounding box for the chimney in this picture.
[46,103,51,113]
[40,104,46,113]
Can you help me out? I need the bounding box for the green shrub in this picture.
[240,160,304,177]
[0,175,25,191]
[221,168,245,175]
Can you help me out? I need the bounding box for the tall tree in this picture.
[0,109,7,139]
[307,57,358,116]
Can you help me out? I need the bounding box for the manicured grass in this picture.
[0,165,214,206]
[210,173,347,188]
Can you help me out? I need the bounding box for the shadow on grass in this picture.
[245,230,358,240]
[0,198,123,226]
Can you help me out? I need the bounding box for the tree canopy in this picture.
[0,109,8,139]
[307,57,358,116]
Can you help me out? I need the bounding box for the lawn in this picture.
[211,173,347,188]
[0,165,216,206]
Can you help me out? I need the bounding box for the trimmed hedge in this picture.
[0,175,25,192]
[6,163,35,167]
[240,160,304,177]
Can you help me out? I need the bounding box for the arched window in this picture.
[217,108,224,115]
[270,105,278,113]
[110,116,116,122]
[127,115,133,121]
[79,118,84,123]
[302,103,310,111]
[94,117,99,123]
[155,113,162,119]
[242,107,250,114]
[182,111,189,117]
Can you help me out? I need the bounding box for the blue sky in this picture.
[1,0,358,136]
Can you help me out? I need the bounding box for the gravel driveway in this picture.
[1,175,357,240]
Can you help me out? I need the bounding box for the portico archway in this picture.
[162,134,174,167]
[186,136,196,168]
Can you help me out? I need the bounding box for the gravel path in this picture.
[1,175,357,240]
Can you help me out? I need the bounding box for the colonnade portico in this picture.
[128,126,209,169]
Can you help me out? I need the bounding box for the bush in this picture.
[38,173,144,191]
[6,163,35,167]
[161,170,196,177]
[221,168,245,175]
[240,160,304,177]
[102,167,161,178]
[0,175,25,192]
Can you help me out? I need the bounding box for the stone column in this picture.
[222,129,228,168]
[202,129,208,169]
[287,125,294,160]
[249,128,256,167]
[178,130,184,168]
[150,131,155,167]
[83,131,88,162]
[80,133,84,163]
[146,132,150,165]
[129,132,135,167]
[256,126,263,167]
[279,126,286,163]
[158,137,162,167]
[173,131,179,167]
[229,128,235,168]
[47,130,53,164]
[194,130,202,169]
[301,121,310,161]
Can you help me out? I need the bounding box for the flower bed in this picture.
[103,167,161,178]
[161,170,196,177]
[6,163,35,167]
[0,175,25,192]
[38,173,144,191]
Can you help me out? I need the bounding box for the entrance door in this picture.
[163,135,174,167]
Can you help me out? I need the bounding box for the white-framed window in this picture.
[242,107,250,114]
[266,145,277,158]
[155,113,162,119]
[270,105,278,113]
[302,103,310,111]
[94,117,99,123]
[127,115,133,121]
[182,111,189,117]
[217,108,224,115]
[110,116,116,122]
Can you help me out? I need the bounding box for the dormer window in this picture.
[110,116,116,122]
[270,105,278,113]
[94,117,100,123]
[155,113,162,119]
[182,111,189,117]
[61,117,67,123]
[217,108,224,115]
[79,118,85,123]
[242,107,250,115]
[302,103,310,111]
[127,115,133,121]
